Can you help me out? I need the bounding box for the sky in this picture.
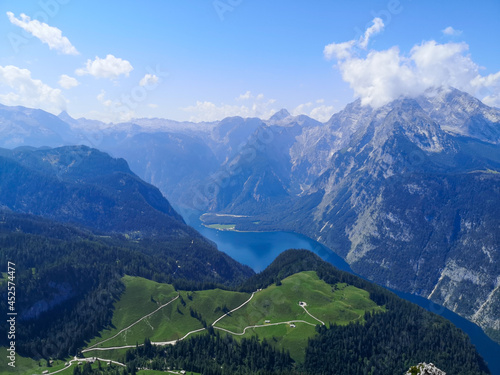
[0,0,499,123]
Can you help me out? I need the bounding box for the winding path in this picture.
[83,294,179,352]
[45,357,126,375]
[211,291,255,326]
[214,320,316,336]
[42,293,328,375]
[299,302,325,325]
[83,291,256,353]
[211,295,323,336]
[153,327,207,346]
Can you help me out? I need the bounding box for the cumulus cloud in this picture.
[6,12,79,55]
[182,94,277,122]
[0,65,66,113]
[292,102,313,116]
[58,74,79,89]
[442,26,462,36]
[139,73,158,87]
[324,40,356,60]
[324,19,500,108]
[76,55,133,79]
[310,105,335,122]
[292,100,335,122]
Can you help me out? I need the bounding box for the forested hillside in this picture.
[17,250,489,375]
[0,212,253,359]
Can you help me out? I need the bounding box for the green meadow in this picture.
[6,270,385,374]
[86,271,384,363]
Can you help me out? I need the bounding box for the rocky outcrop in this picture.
[406,362,446,375]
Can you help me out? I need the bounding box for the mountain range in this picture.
[0,86,498,345]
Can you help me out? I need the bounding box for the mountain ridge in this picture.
[195,89,500,343]
[0,145,188,236]
[0,86,499,344]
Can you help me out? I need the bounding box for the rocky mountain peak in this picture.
[417,86,500,144]
[405,363,446,375]
[57,110,83,127]
[269,108,291,122]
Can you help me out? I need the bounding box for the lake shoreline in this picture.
[176,206,500,374]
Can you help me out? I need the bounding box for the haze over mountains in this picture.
[0,86,499,345]
[0,143,492,374]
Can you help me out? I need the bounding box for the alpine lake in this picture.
[178,208,500,374]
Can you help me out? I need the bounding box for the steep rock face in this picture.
[289,100,375,190]
[202,113,322,212]
[287,97,500,341]
[417,87,500,144]
[207,116,267,163]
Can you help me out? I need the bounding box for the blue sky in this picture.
[0,0,499,122]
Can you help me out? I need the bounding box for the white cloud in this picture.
[90,90,134,123]
[310,105,335,122]
[410,41,479,90]
[182,95,277,122]
[76,55,133,79]
[237,90,252,100]
[471,71,500,107]
[292,102,313,116]
[324,40,356,60]
[6,12,79,55]
[58,74,79,89]
[148,103,158,108]
[0,65,66,113]
[292,101,335,122]
[139,73,158,87]
[359,17,384,49]
[96,90,113,107]
[96,90,106,102]
[442,26,462,36]
[324,21,500,108]
[338,46,418,107]
[324,17,384,61]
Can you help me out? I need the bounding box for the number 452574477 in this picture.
[7,262,15,312]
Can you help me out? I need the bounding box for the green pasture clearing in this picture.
[83,272,384,364]
[204,224,236,230]
[215,271,385,361]
[86,277,250,350]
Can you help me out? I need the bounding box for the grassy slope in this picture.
[8,271,384,373]
[0,355,70,375]
[86,275,178,348]
[215,271,384,361]
[0,353,40,375]
[87,276,251,349]
[89,272,383,363]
